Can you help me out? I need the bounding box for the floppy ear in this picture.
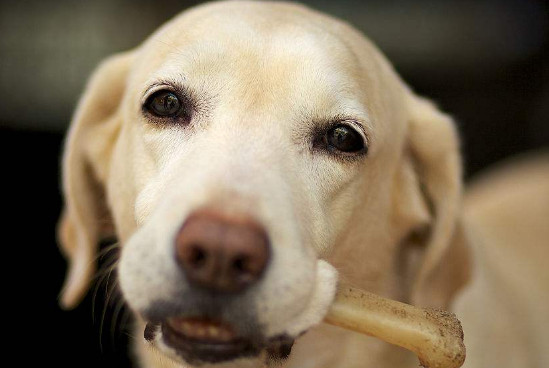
[57,51,134,309]
[398,94,471,309]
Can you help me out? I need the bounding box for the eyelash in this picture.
[142,86,195,124]
[312,121,369,159]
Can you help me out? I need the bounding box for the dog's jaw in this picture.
[132,260,337,367]
[267,260,338,338]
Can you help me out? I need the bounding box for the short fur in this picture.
[58,2,549,367]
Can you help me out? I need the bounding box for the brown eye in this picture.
[326,124,366,154]
[145,90,181,117]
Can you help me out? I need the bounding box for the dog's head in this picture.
[58,1,470,366]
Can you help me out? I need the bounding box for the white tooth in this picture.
[196,326,206,338]
[208,326,220,337]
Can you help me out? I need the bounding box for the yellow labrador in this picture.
[57,1,549,367]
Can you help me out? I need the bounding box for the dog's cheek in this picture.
[118,223,181,314]
[134,180,164,226]
[251,245,318,337]
[118,231,154,313]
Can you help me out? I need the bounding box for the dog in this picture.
[57,1,549,367]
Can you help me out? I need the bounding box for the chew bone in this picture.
[324,286,466,368]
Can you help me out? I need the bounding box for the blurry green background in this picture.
[2,1,547,367]
[1,0,548,173]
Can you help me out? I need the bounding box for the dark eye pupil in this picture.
[149,92,181,116]
[327,125,365,153]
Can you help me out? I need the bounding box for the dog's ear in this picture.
[57,51,134,309]
[398,94,471,309]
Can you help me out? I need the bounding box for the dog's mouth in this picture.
[162,317,256,363]
[165,317,238,344]
[136,260,338,365]
[145,317,294,364]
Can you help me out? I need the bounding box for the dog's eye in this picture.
[145,90,182,117]
[325,124,367,154]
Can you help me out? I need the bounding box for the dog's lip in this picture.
[155,317,260,363]
[165,316,238,344]
[145,317,295,363]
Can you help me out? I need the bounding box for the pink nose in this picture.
[175,209,271,293]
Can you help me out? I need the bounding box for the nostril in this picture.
[232,255,249,273]
[189,246,207,268]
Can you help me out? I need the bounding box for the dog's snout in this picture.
[175,209,271,293]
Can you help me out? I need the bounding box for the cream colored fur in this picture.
[58,1,549,367]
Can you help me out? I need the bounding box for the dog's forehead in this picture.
[133,2,374,118]
[147,0,354,55]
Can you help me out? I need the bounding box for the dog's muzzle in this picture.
[119,200,338,366]
[140,208,285,364]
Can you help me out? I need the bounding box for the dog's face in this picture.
[58,2,469,367]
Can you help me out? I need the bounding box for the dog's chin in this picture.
[144,319,294,366]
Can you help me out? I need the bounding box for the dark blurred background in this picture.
[2,0,548,366]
